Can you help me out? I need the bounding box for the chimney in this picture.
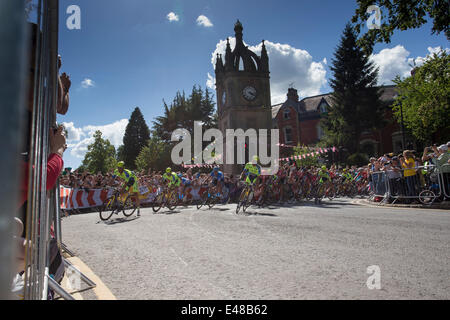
[287,88,299,102]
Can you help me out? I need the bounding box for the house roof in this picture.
[271,103,283,119]
[271,85,398,119]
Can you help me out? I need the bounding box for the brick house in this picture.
[272,85,416,157]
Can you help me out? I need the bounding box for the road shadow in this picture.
[155,209,181,215]
[241,209,277,217]
[98,216,140,225]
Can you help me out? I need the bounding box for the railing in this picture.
[369,164,449,205]
[0,0,29,300]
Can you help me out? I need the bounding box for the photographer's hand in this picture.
[49,125,66,158]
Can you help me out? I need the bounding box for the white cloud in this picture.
[206,72,215,90]
[167,12,179,22]
[196,15,213,28]
[370,45,450,85]
[63,119,129,159]
[63,121,84,143]
[210,37,328,104]
[81,78,95,89]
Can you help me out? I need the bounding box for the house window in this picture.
[283,108,290,120]
[284,126,293,144]
[319,102,328,114]
[317,125,324,139]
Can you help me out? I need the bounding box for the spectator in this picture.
[400,150,418,199]
[435,144,450,196]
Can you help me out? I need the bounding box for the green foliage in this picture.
[321,24,384,154]
[152,86,216,143]
[135,136,171,172]
[352,0,450,54]
[392,49,450,143]
[81,130,117,174]
[293,145,321,167]
[347,153,369,167]
[152,85,217,165]
[122,107,150,170]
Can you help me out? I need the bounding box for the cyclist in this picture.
[113,161,140,217]
[178,173,192,203]
[163,167,181,189]
[242,155,262,186]
[318,165,330,184]
[209,167,225,197]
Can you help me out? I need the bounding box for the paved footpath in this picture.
[61,198,450,300]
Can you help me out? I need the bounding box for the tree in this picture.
[293,145,321,167]
[392,49,450,143]
[122,107,150,170]
[321,24,384,156]
[152,85,217,165]
[135,136,170,172]
[81,130,117,174]
[352,0,450,54]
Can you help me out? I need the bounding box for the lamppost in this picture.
[394,94,406,151]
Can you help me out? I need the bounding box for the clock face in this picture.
[242,86,257,101]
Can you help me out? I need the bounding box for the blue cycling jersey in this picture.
[210,171,224,181]
[181,177,191,185]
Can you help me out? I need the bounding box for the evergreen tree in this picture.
[81,131,117,174]
[152,85,217,164]
[321,24,384,155]
[122,107,150,170]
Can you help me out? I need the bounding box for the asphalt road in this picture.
[61,198,450,300]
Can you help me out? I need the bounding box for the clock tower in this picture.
[215,20,272,174]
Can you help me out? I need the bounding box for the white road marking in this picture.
[170,247,188,266]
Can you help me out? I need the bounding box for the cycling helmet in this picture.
[178,173,183,178]
[166,167,172,173]
[213,167,219,172]
[252,155,260,162]
[321,165,326,170]
[117,161,125,168]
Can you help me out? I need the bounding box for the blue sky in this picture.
[51,0,449,169]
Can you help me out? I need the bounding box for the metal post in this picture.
[47,275,75,300]
[0,0,28,300]
[400,103,406,151]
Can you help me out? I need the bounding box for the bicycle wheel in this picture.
[207,193,219,209]
[123,195,137,217]
[196,191,206,209]
[419,190,436,204]
[99,197,116,221]
[167,191,178,211]
[152,193,164,213]
[236,188,248,214]
[243,190,254,212]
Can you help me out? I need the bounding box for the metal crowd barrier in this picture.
[0,0,28,300]
[0,0,95,300]
[370,164,449,205]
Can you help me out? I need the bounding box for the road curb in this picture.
[64,256,117,300]
[357,199,450,210]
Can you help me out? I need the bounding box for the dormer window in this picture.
[319,101,328,114]
[283,108,290,120]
